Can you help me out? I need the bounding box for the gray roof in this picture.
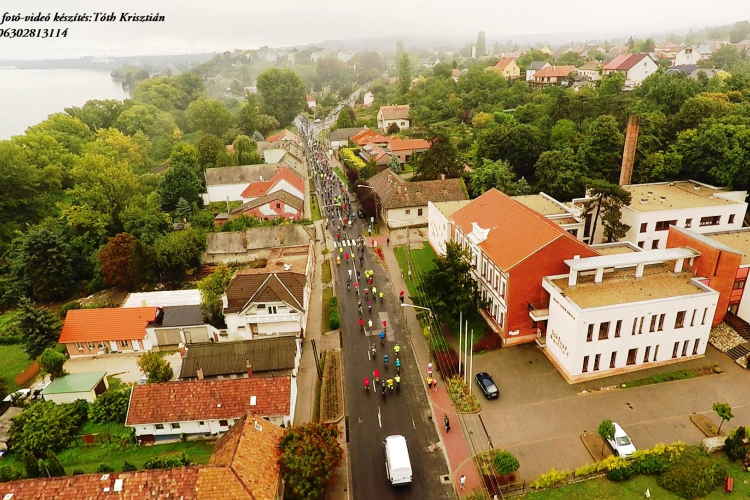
[205,164,286,187]
[205,225,313,255]
[179,337,298,378]
[206,232,246,255]
[529,61,548,70]
[329,127,365,142]
[158,305,204,327]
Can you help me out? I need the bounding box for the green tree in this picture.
[471,159,517,196]
[197,265,234,326]
[597,419,616,455]
[280,422,343,500]
[232,135,261,165]
[238,93,260,135]
[675,124,750,189]
[16,298,61,358]
[492,450,520,476]
[472,112,494,129]
[730,21,750,43]
[582,179,632,243]
[169,142,201,176]
[713,402,734,434]
[41,451,66,478]
[186,97,232,136]
[154,229,206,284]
[707,45,746,70]
[672,93,734,131]
[89,388,132,424]
[388,154,402,174]
[498,124,547,179]
[121,194,172,245]
[39,348,67,380]
[475,123,508,163]
[9,400,88,459]
[256,68,307,126]
[397,53,412,95]
[535,149,588,201]
[129,240,158,291]
[158,162,203,213]
[65,99,124,132]
[599,72,625,96]
[578,115,624,183]
[386,122,401,134]
[174,198,193,222]
[98,233,138,289]
[550,119,579,150]
[196,133,229,170]
[26,113,93,155]
[414,130,462,180]
[634,72,701,115]
[137,351,174,383]
[335,108,354,129]
[476,31,486,58]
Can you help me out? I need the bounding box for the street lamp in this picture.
[401,303,436,356]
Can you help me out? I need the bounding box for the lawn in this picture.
[620,364,716,389]
[322,287,332,333]
[311,194,322,221]
[526,454,750,500]
[334,166,348,186]
[322,259,332,284]
[0,344,34,390]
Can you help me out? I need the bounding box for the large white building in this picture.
[541,248,719,382]
[575,180,748,249]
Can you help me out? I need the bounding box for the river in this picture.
[0,67,130,139]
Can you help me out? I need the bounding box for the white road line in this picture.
[412,417,416,430]
[378,406,382,428]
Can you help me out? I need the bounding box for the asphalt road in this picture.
[299,118,453,500]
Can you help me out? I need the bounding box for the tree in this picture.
[9,400,88,459]
[335,109,354,129]
[280,422,343,500]
[137,352,173,383]
[185,98,232,136]
[16,298,61,358]
[415,129,462,180]
[476,31,486,58]
[256,68,307,126]
[472,112,494,129]
[397,53,412,95]
[386,122,401,134]
[169,142,201,177]
[582,179,632,243]
[39,348,67,380]
[597,419,616,455]
[550,119,579,150]
[492,450,520,476]
[599,72,625,96]
[175,198,193,222]
[713,402,734,434]
[65,99,124,132]
[197,265,234,326]
[471,159,517,196]
[498,124,547,179]
[730,21,750,43]
[388,154,402,174]
[232,135,261,165]
[578,115,624,183]
[41,451,66,478]
[475,123,508,163]
[675,124,750,189]
[158,162,203,213]
[535,149,588,201]
[89,388,132,424]
[98,233,138,289]
[121,194,172,245]
[154,229,206,284]
[129,240,158,291]
[196,134,228,170]
[672,93,734,131]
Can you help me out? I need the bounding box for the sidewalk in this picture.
[376,230,480,498]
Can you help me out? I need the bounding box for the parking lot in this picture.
[65,351,182,384]
[461,343,750,479]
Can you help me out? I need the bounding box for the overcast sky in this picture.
[2,0,748,60]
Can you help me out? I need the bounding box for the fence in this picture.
[71,432,113,447]
[15,360,40,387]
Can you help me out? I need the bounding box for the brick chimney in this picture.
[619,116,640,186]
[196,365,204,380]
[246,361,253,378]
[178,343,186,358]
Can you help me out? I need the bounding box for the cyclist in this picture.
[359,318,363,329]
[364,377,370,391]
[387,378,394,393]
[354,282,359,292]
[372,286,377,296]
[394,374,401,388]
[368,319,373,332]
[373,368,379,383]
[380,330,386,344]
[383,354,389,367]
[371,344,376,358]
[345,252,349,262]
[364,288,369,298]
[358,300,363,313]
[348,269,352,280]
[395,357,401,372]
[368,301,372,312]
[394,344,401,356]
[383,320,387,332]
[336,256,341,266]
[379,292,384,303]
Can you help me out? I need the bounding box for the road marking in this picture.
[412,417,416,430]
[378,407,382,428]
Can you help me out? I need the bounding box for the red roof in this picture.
[240,166,303,199]
[603,53,648,71]
[59,307,157,344]
[493,58,517,71]
[450,189,593,271]
[266,130,297,142]
[387,138,431,152]
[533,65,576,78]
[125,377,291,425]
[351,129,390,146]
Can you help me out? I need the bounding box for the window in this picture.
[675,311,686,329]
[672,341,679,358]
[690,309,696,327]
[649,315,657,332]
[199,421,205,426]
[219,420,229,427]
[637,241,644,248]
[257,304,266,309]
[610,352,617,368]
[651,240,660,249]
[171,423,181,430]
[120,340,128,347]
[639,317,644,334]
[615,320,622,338]
[699,216,721,227]
[418,208,423,216]
[405,209,411,215]
[654,345,659,361]
[702,308,708,325]
[568,229,578,237]
[268,306,278,314]
[632,318,638,335]
[75,342,84,350]
[681,340,689,357]
[658,314,665,331]
[685,218,692,228]
[587,324,594,342]
[155,424,164,430]
[598,322,610,340]
[655,220,677,231]
[643,346,651,363]
[87,342,95,350]
[733,279,746,290]
[729,214,736,224]
[626,348,638,366]
[582,355,589,373]
[692,339,700,355]
[593,354,601,371]
[639,222,648,233]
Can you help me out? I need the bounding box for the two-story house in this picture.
[489,58,521,80]
[602,53,658,87]
[528,65,576,88]
[377,105,410,132]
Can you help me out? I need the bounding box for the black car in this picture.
[358,210,366,219]
[475,372,499,399]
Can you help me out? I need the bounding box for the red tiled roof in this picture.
[533,65,576,78]
[351,129,390,146]
[266,129,297,142]
[59,307,158,344]
[241,179,273,198]
[493,58,516,71]
[450,189,593,271]
[125,377,291,425]
[603,53,647,71]
[240,166,304,199]
[387,138,431,152]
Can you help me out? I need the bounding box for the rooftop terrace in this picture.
[707,230,750,266]
[624,181,742,213]
[513,194,569,216]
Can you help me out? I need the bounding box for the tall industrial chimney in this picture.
[619,116,641,186]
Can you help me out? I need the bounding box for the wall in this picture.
[737,266,750,321]
[66,336,148,357]
[132,414,291,438]
[206,183,248,204]
[675,49,700,66]
[386,206,428,228]
[235,201,302,220]
[225,301,303,337]
[379,117,410,132]
[625,58,658,85]
[44,389,97,405]
[202,248,269,266]
[427,202,451,256]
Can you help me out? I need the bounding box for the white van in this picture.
[384,435,412,485]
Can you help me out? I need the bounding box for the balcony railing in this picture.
[527,302,549,321]
[247,313,300,324]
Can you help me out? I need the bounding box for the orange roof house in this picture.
[351,128,391,147]
[448,189,597,345]
[59,307,158,357]
[386,137,431,164]
[239,165,304,201]
[528,65,576,88]
[488,58,521,80]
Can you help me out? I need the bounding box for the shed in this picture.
[41,372,109,404]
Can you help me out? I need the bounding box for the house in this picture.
[427,200,473,255]
[366,168,468,228]
[204,164,294,204]
[266,129,299,144]
[146,305,221,348]
[59,307,159,357]
[674,44,713,66]
[576,180,747,250]
[525,61,551,81]
[327,127,365,150]
[310,50,328,62]
[540,248,718,382]
[351,128,391,147]
[409,77,420,89]
[513,193,585,240]
[602,53,658,87]
[122,289,202,308]
[178,337,300,380]
[257,138,304,161]
[363,90,375,107]
[238,166,304,203]
[126,376,294,439]
[203,225,313,266]
[432,188,598,345]
[667,65,720,80]
[576,61,601,81]
[654,41,682,62]
[41,372,108,404]
[0,414,285,500]
[489,58,521,80]
[263,149,304,175]
[360,142,393,168]
[377,105,410,132]
[500,51,521,59]
[229,190,304,221]
[579,45,606,58]
[223,248,313,339]
[305,95,316,109]
[451,68,461,82]
[528,65,576,88]
[386,137,431,165]
[337,50,355,63]
[539,46,552,55]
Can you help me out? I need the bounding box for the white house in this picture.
[306,95,316,109]
[576,61,601,81]
[203,164,292,204]
[525,61,551,82]
[125,376,295,441]
[674,44,713,66]
[574,180,748,250]
[122,289,202,308]
[146,305,221,348]
[541,249,719,382]
[337,50,355,63]
[377,105,410,132]
[427,200,473,255]
[59,307,158,357]
[602,53,658,87]
[363,91,375,107]
[327,127,365,150]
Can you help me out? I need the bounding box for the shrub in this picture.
[472,331,503,353]
[89,388,132,424]
[493,450,520,476]
[39,348,67,380]
[144,453,191,470]
[328,297,340,330]
[9,401,88,458]
[635,453,668,475]
[0,465,23,483]
[96,464,115,473]
[137,352,173,383]
[280,422,343,500]
[0,335,23,345]
[446,376,481,413]
[530,468,569,489]
[434,345,459,376]
[574,462,599,476]
[58,301,82,319]
[724,426,749,460]
[341,148,366,171]
[72,468,85,476]
[606,463,636,481]
[122,461,137,472]
[657,447,726,499]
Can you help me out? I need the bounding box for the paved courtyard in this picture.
[65,352,182,384]
[460,342,750,480]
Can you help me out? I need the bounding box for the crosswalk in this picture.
[332,239,359,248]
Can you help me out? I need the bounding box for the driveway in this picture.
[65,352,182,384]
[463,343,750,480]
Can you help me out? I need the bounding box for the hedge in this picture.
[341,148,366,171]
[328,297,340,330]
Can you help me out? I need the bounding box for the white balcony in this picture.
[247,313,300,324]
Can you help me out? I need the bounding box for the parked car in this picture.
[475,372,499,399]
[607,422,636,457]
[358,210,366,219]
[2,389,30,403]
